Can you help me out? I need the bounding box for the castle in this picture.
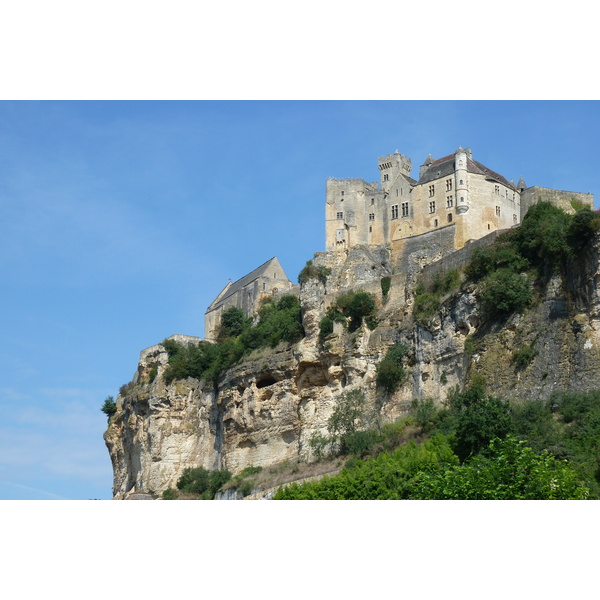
[204,147,594,340]
[326,147,593,253]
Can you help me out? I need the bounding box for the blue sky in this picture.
[1,100,599,500]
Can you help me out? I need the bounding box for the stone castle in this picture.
[204,147,593,340]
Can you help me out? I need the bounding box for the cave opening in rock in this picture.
[256,376,278,389]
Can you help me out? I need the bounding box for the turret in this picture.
[517,176,527,193]
[419,154,434,179]
[454,147,469,214]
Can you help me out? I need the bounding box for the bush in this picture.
[514,201,572,274]
[567,208,600,253]
[512,342,538,368]
[161,488,178,500]
[328,389,366,453]
[298,259,331,286]
[380,276,391,300]
[334,290,377,332]
[447,379,513,462]
[176,466,232,499]
[478,268,532,319]
[319,316,334,341]
[376,343,408,394]
[101,396,117,419]
[410,398,438,432]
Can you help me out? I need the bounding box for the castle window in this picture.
[429,185,435,197]
[371,198,374,205]
[488,224,491,230]
[391,205,399,219]
[401,202,409,217]
[369,213,375,221]
[337,212,343,219]
[429,201,436,213]
[369,226,372,233]
[495,185,500,195]
[513,214,518,224]
[448,213,453,223]
[446,196,453,208]
[341,191,344,196]
[434,219,438,227]
[383,174,389,181]
[460,196,465,202]
[496,206,501,216]
[446,179,453,191]
[459,180,464,185]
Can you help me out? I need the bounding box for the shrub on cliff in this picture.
[478,268,532,319]
[376,343,408,394]
[298,259,331,286]
[328,290,377,332]
[162,295,304,386]
[100,396,117,419]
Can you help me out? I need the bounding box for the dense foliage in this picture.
[327,290,377,332]
[465,203,600,320]
[412,436,589,499]
[276,382,599,500]
[376,343,409,394]
[162,295,304,386]
[275,435,459,500]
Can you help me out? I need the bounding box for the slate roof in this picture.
[206,257,281,312]
[418,153,516,190]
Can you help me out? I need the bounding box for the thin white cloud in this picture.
[0,480,68,500]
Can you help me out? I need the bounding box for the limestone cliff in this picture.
[104,234,600,499]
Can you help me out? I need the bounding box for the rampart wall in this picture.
[521,186,594,219]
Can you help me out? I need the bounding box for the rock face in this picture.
[104,235,600,499]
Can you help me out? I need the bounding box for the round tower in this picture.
[454,147,469,215]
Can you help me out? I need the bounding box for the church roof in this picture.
[206,257,283,313]
[417,153,516,190]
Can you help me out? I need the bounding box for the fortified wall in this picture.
[520,186,594,218]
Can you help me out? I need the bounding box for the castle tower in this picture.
[378,150,411,194]
[454,147,470,248]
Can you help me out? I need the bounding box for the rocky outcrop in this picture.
[104,234,600,499]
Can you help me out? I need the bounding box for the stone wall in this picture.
[520,186,594,219]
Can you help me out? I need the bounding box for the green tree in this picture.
[327,389,366,453]
[218,306,250,339]
[376,343,409,394]
[413,436,589,500]
[101,396,117,419]
[447,378,513,462]
[478,268,532,319]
